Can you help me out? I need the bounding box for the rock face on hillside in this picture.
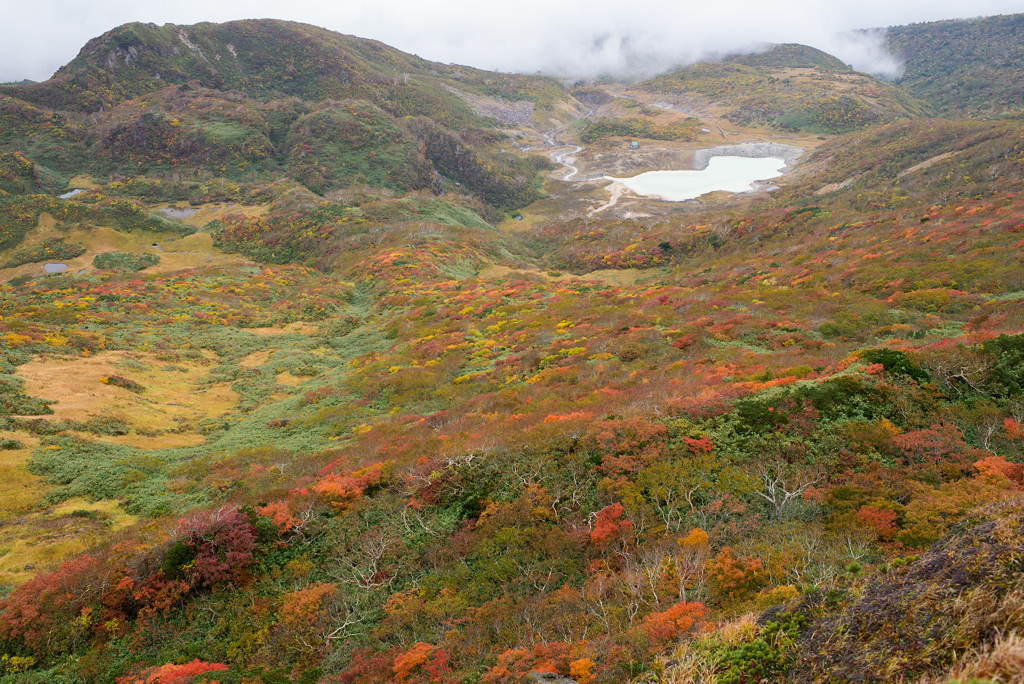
[779,496,1024,683]
[693,142,803,170]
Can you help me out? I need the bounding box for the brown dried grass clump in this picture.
[919,631,1024,684]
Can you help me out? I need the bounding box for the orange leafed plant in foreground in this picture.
[311,463,387,510]
[590,502,633,547]
[392,641,452,683]
[640,601,707,651]
[115,659,228,684]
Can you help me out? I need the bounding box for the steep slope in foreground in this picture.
[785,496,1024,683]
[656,496,1024,683]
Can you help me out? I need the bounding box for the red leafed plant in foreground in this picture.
[115,659,228,684]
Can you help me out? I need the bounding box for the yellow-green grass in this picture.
[0,433,45,518]
[0,498,136,585]
[65,174,103,190]
[0,212,257,280]
[147,200,269,229]
[15,350,237,440]
[0,349,241,586]
[246,321,323,336]
[0,433,136,586]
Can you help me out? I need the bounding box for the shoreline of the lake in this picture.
[607,155,787,202]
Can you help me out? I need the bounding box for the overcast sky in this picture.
[2,1,1021,83]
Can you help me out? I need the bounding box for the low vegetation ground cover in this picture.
[0,169,1021,682]
[1,14,1024,684]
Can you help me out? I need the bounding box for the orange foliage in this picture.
[590,502,633,547]
[893,423,986,469]
[640,601,706,649]
[709,547,767,601]
[856,505,899,541]
[116,659,228,684]
[481,643,575,684]
[393,642,435,681]
[974,455,1024,484]
[543,411,593,424]
[481,648,530,684]
[569,658,596,684]
[590,418,669,477]
[257,500,299,534]
[678,528,710,550]
[311,463,386,510]
[279,582,336,625]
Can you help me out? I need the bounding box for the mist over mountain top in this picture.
[490,27,905,82]
[1,0,1018,83]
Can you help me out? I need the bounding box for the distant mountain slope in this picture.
[0,20,566,212]
[0,19,571,122]
[887,13,1024,116]
[774,117,1024,208]
[724,43,852,72]
[632,43,930,134]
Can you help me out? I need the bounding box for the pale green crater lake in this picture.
[610,156,787,201]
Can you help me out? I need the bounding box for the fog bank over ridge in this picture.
[1,0,1017,83]
[356,0,981,80]
[495,28,906,81]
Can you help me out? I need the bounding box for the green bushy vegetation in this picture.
[98,110,273,176]
[0,152,42,196]
[0,27,558,215]
[3,238,85,268]
[0,375,53,417]
[285,101,436,194]
[579,117,703,144]
[770,117,1024,210]
[725,43,851,71]
[211,195,508,271]
[92,251,160,272]
[0,192,193,252]
[406,117,552,211]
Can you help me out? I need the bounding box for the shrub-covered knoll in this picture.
[3,237,85,268]
[92,251,160,272]
[406,116,552,211]
[0,192,194,252]
[775,497,1024,683]
[636,56,928,133]
[285,101,437,194]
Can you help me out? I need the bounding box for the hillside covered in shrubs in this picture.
[1,12,1024,684]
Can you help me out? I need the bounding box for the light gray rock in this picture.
[692,143,803,171]
[528,672,580,684]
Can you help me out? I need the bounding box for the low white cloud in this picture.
[1,0,1020,83]
[822,29,906,80]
